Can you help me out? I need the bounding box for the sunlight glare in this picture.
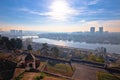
[48,0,75,21]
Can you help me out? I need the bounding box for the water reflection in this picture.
[33,38,120,54]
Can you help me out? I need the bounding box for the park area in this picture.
[15,72,67,80]
[44,62,75,77]
[97,72,120,80]
[14,61,74,80]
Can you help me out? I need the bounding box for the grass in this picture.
[37,61,46,69]
[43,76,67,80]
[14,61,68,80]
[34,72,46,80]
[45,63,74,77]
[18,72,67,80]
[14,72,25,80]
[97,72,120,80]
[20,72,40,80]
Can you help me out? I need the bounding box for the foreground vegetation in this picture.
[74,51,105,63]
[0,35,119,80]
[45,63,75,77]
[0,55,17,80]
[97,72,120,80]
[15,72,67,80]
[0,36,22,50]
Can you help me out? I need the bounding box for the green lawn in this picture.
[45,63,75,77]
[14,72,25,80]
[16,72,67,80]
[97,72,120,80]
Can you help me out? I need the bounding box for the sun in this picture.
[50,0,69,13]
[48,0,74,21]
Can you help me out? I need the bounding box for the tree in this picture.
[6,40,12,50]
[0,36,23,50]
[42,43,48,49]
[1,36,11,49]
[88,52,96,61]
[27,44,32,50]
[0,35,2,45]
[1,36,9,46]
[51,47,59,58]
[40,43,49,56]
[96,56,105,63]
[10,38,16,50]
[16,38,22,49]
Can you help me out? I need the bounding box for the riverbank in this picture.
[39,33,120,44]
[31,41,94,54]
[32,38,120,54]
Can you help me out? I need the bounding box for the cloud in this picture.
[18,0,118,22]
[19,8,47,16]
[88,0,99,5]
[19,7,77,21]
[18,0,80,21]
[74,0,99,6]
[79,20,86,23]
[18,7,105,22]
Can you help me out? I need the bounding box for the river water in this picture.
[32,38,120,54]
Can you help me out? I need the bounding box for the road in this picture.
[72,63,106,80]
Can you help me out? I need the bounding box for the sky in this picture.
[0,0,120,32]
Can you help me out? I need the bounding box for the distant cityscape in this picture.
[0,26,109,37]
[0,26,120,44]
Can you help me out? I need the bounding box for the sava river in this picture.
[22,36,120,54]
[33,39,120,54]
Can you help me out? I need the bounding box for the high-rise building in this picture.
[0,28,2,34]
[17,30,22,38]
[99,27,103,33]
[18,30,22,35]
[10,30,16,34]
[90,27,95,33]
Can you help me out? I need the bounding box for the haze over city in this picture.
[1,0,120,80]
[0,0,120,32]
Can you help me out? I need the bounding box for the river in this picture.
[31,37,120,54]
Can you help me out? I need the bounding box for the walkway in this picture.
[72,63,106,80]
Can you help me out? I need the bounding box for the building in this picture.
[99,27,103,33]
[18,30,22,38]
[10,30,22,36]
[19,30,22,32]
[0,28,1,33]
[25,53,36,69]
[95,47,107,60]
[10,30,16,34]
[97,47,107,53]
[90,27,95,33]
[17,52,40,71]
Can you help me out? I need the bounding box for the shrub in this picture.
[40,72,46,79]
[35,76,40,80]
[97,72,120,80]
[35,72,46,80]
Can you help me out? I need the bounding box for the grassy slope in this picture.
[97,72,120,80]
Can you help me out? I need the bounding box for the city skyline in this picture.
[0,0,120,32]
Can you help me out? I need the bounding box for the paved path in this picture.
[72,63,106,80]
